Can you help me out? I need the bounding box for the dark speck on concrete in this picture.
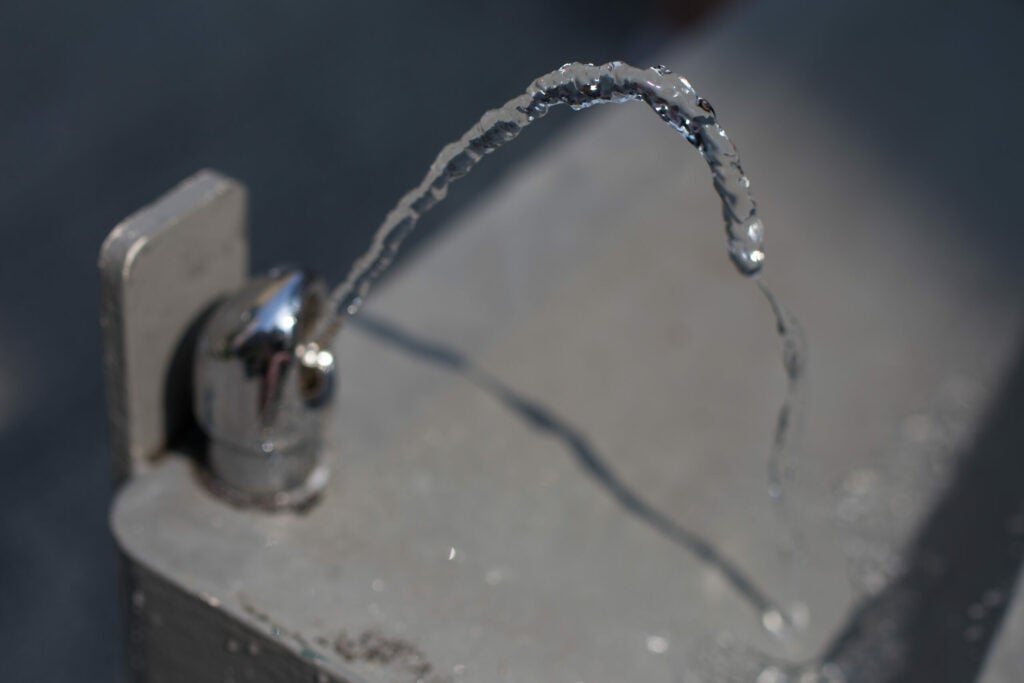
[334,629,450,682]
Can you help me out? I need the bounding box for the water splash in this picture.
[312,61,765,344]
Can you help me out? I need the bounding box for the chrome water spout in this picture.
[193,267,335,508]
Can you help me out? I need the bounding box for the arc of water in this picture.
[309,59,809,635]
[312,61,765,345]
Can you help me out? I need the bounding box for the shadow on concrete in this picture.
[820,339,1024,682]
[352,312,783,620]
[355,313,1024,682]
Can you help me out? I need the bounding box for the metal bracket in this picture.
[99,169,249,485]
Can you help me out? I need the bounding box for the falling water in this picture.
[313,60,810,642]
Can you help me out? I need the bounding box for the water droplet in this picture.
[371,579,385,592]
[761,609,786,636]
[645,635,669,654]
[447,546,457,561]
[226,638,241,654]
[743,215,764,243]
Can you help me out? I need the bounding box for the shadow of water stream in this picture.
[351,313,781,620]
[352,313,1024,682]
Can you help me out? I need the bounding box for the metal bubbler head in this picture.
[193,267,335,508]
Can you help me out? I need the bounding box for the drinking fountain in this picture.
[100,57,1024,682]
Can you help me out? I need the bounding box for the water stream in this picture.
[313,58,808,519]
[313,60,811,666]
[312,61,769,343]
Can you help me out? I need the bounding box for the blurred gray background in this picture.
[2,0,1023,680]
